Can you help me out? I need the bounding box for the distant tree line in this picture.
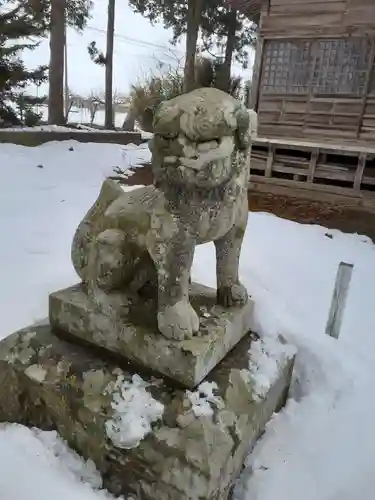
[0,0,257,129]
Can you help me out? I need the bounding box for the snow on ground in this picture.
[0,124,87,132]
[0,424,116,500]
[0,124,147,136]
[0,124,120,133]
[0,140,150,338]
[34,105,127,130]
[1,140,375,499]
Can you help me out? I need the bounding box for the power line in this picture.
[85,0,253,70]
[66,41,172,63]
[86,25,181,54]
[84,25,247,72]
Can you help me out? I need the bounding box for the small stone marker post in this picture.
[325,261,354,339]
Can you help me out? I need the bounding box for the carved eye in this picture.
[158,133,177,141]
[196,139,220,153]
[154,136,170,149]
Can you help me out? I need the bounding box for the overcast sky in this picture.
[22,0,254,98]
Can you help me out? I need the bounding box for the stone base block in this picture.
[49,282,254,389]
[0,323,295,500]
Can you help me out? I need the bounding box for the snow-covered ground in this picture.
[35,105,128,129]
[0,124,124,133]
[0,140,374,499]
[0,123,153,141]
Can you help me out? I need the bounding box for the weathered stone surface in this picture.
[0,323,295,500]
[71,88,258,341]
[49,282,254,389]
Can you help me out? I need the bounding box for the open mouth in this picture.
[179,137,233,171]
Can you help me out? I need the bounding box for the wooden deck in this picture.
[249,136,375,210]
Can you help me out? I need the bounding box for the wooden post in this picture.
[353,152,367,191]
[265,144,274,177]
[325,262,354,340]
[250,35,264,112]
[249,5,266,112]
[356,36,375,138]
[307,147,319,183]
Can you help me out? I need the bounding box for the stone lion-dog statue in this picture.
[71,87,258,341]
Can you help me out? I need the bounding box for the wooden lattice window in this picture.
[262,37,373,96]
[262,40,311,94]
[312,38,372,95]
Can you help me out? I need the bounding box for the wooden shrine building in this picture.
[229,0,375,206]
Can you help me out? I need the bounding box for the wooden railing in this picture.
[248,136,375,208]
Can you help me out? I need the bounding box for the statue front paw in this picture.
[157,300,200,340]
[217,282,248,308]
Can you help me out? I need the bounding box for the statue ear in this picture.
[234,107,251,151]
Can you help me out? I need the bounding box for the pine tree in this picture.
[87,0,116,130]
[37,0,93,125]
[128,0,257,94]
[0,1,47,126]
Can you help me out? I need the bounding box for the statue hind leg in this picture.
[128,253,157,297]
[86,229,157,300]
[72,179,125,281]
[86,229,133,293]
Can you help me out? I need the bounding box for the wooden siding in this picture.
[259,95,365,140]
[261,0,375,38]
[256,35,375,145]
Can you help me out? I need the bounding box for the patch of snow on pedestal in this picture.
[187,381,224,417]
[105,374,164,449]
[244,336,296,401]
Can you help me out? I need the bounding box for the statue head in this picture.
[150,88,252,190]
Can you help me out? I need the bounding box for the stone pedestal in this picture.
[0,321,295,500]
[0,88,289,499]
[49,283,254,389]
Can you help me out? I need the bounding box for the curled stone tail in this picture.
[71,179,124,280]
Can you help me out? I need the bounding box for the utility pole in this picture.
[105,0,115,129]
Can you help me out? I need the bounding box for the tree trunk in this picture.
[64,25,69,120]
[216,9,237,93]
[105,0,115,129]
[48,0,66,125]
[183,0,202,93]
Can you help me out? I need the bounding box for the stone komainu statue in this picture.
[71,87,258,341]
